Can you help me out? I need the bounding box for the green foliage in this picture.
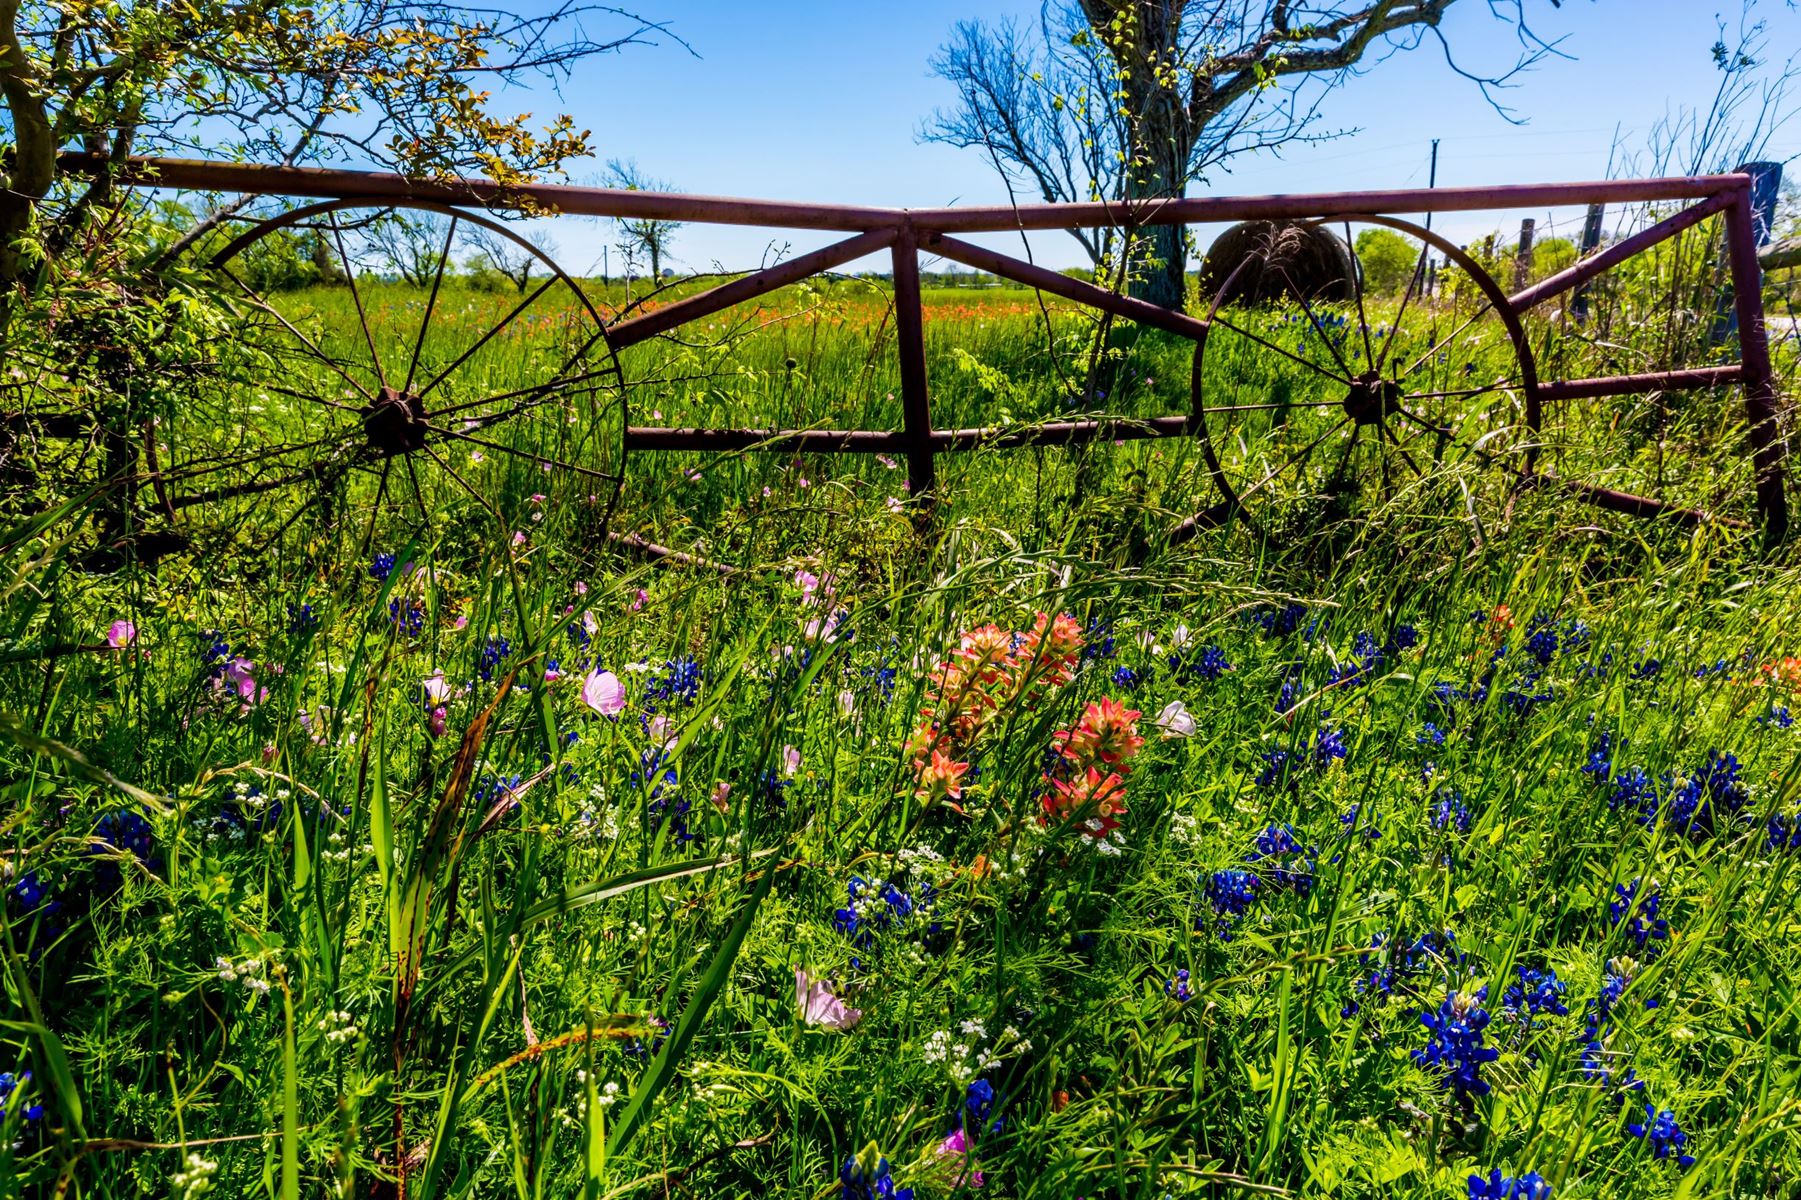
[1354,228,1419,295]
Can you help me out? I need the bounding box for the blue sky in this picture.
[500,0,1799,275]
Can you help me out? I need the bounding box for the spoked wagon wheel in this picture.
[1187,216,1540,539]
[157,199,626,555]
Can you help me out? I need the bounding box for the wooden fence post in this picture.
[1725,181,1790,542]
[1572,203,1605,321]
[890,224,937,507]
[1512,218,1536,292]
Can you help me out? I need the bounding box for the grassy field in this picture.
[4,259,1801,1200]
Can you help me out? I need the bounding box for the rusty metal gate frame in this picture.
[74,155,1792,541]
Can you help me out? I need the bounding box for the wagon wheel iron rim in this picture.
[1188,214,1543,541]
[154,197,630,557]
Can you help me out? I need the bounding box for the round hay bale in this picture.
[1198,221,1356,307]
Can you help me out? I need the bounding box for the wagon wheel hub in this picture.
[363,387,429,457]
[1342,372,1401,426]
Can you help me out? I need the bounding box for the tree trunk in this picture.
[649,241,661,280]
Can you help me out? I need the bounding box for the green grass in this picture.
[3,263,1801,1200]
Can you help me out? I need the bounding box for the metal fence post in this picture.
[1724,180,1790,542]
[891,223,937,505]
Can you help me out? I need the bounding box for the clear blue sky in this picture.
[498,0,1799,275]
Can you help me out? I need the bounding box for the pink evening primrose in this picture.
[781,744,802,776]
[581,670,626,717]
[106,620,136,649]
[794,968,862,1031]
[934,1129,984,1189]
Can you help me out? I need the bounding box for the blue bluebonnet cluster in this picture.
[834,876,927,952]
[202,631,234,677]
[1625,1105,1696,1168]
[1338,803,1380,842]
[1246,824,1318,896]
[1111,665,1145,690]
[1468,1169,1551,1199]
[0,1070,44,1125]
[470,773,522,814]
[287,602,318,634]
[1168,643,1230,682]
[1417,721,1448,748]
[1080,618,1116,663]
[389,598,425,637]
[1202,869,1259,940]
[1413,988,1499,1102]
[1608,879,1669,959]
[1431,787,1471,834]
[1164,968,1192,1001]
[369,551,396,582]
[1757,704,1793,729]
[1768,806,1801,851]
[644,655,703,712]
[1628,655,1662,682]
[624,1015,670,1061]
[7,870,62,947]
[1256,724,1346,789]
[631,751,692,844]
[477,636,511,682]
[1499,965,1568,1027]
[1580,732,1614,783]
[1581,957,1649,1093]
[838,1155,912,1200]
[963,1078,1005,1135]
[1597,748,1746,837]
[1344,929,1461,1016]
[1247,602,1309,638]
[89,809,158,889]
[1326,626,1416,690]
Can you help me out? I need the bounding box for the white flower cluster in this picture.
[920,1018,1031,1084]
[172,1152,219,1198]
[316,1009,357,1045]
[215,955,271,996]
[1169,811,1203,849]
[321,828,369,865]
[559,1071,623,1130]
[1082,819,1127,857]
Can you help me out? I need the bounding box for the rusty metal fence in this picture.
[68,155,1794,543]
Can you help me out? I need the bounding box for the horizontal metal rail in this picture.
[63,153,1784,539]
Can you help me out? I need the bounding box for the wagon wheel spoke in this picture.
[329,212,389,391]
[1237,416,1354,504]
[1395,300,1496,384]
[1376,241,1433,375]
[404,214,461,396]
[418,439,506,526]
[1209,314,1352,385]
[217,264,376,403]
[426,337,616,422]
[415,275,562,402]
[1277,263,1357,381]
[1344,222,1379,373]
[425,422,621,483]
[1378,417,1426,478]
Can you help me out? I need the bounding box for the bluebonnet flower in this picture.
[90,809,157,889]
[758,768,793,816]
[624,1015,670,1061]
[369,552,396,582]
[1080,618,1116,663]
[202,631,233,677]
[1767,808,1801,852]
[1314,724,1347,768]
[287,603,318,634]
[0,1071,44,1124]
[470,774,522,813]
[1112,665,1143,689]
[390,598,425,637]
[1414,988,1499,1101]
[1500,965,1568,1025]
[1252,602,1309,638]
[1609,879,1669,959]
[1625,1105,1696,1168]
[1386,624,1420,653]
[1525,613,1559,666]
[1339,803,1380,842]
[633,751,694,844]
[1580,1032,1641,1094]
[477,636,511,682]
[834,876,920,950]
[1609,766,1657,814]
[1248,824,1318,897]
[566,618,592,650]
[1255,747,1295,789]
[1348,929,1461,1016]
[864,660,898,701]
[963,1078,1004,1135]
[1629,656,1662,682]
[1581,733,1614,783]
[1431,787,1471,834]
[839,1155,913,1200]
[1500,672,1555,717]
[1275,671,1302,713]
[1468,1169,1551,1200]
[1165,968,1193,1001]
[1758,704,1793,729]
[644,655,703,711]
[1202,869,1259,940]
[1418,722,1448,748]
[1169,643,1230,682]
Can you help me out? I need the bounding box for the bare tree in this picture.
[361,210,455,287]
[464,225,561,293]
[928,1,1571,310]
[605,159,682,279]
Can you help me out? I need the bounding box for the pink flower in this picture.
[795,968,862,1031]
[581,670,626,717]
[428,706,447,738]
[574,580,589,596]
[223,657,266,707]
[629,589,649,612]
[934,1128,984,1189]
[105,620,136,649]
[512,531,527,546]
[794,569,821,604]
[782,744,802,776]
[709,780,732,812]
[422,671,452,705]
